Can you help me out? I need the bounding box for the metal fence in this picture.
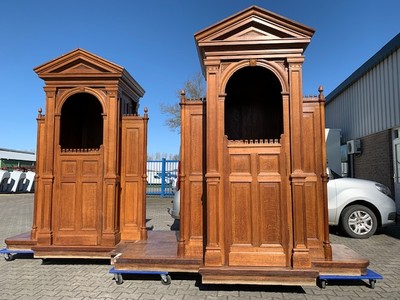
[146,159,179,197]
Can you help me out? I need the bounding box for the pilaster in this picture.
[204,59,224,266]
[102,87,120,245]
[287,57,311,268]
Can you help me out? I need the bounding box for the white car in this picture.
[327,169,396,238]
[168,178,180,220]
[169,170,397,238]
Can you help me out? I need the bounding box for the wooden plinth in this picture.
[5,232,114,259]
[6,230,369,285]
[200,267,319,286]
[5,232,36,250]
[32,245,115,259]
[200,244,369,286]
[312,244,369,276]
[112,231,201,273]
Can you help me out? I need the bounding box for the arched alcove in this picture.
[60,93,103,149]
[224,66,283,141]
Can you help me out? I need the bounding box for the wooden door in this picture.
[53,148,103,246]
[225,137,290,267]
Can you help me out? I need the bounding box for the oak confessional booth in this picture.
[112,6,369,286]
[5,49,149,258]
[178,6,369,285]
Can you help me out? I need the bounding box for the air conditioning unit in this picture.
[347,139,361,154]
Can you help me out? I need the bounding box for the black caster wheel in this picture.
[320,279,327,289]
[114,273,123,285]
[4,253,14,261]
[370,279,376,289]
[161,274,171,285]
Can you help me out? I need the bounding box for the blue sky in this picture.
[0,1,399,157]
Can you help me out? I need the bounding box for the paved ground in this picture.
[0,193,400,300]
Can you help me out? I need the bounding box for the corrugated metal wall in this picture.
[325,47,400,142]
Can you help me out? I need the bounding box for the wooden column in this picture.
[287,57,311,268]
[204,59,224,267]
[179,93,205,258]
[31,108,45,241]
[318,87,333,259]
[36,87,57,245]
[102,88,120,246]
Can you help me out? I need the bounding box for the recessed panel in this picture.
[231,182,252,244]
[258,154,279,174]
[124,182,138,224]
[189,114,203,174]
[61,161,77,176]
[230,154,251,174]
[305,181,318,237]
[59,183,76,230]
[82,160,98,176]
[259,183,281,244]
[81,182,98,230]
[189,181,203,236]
[125,128,139,175]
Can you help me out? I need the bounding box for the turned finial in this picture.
[318,85,325,101]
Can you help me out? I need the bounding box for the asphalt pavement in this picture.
[1,193,400,300]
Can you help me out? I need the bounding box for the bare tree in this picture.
[160,72,205,132]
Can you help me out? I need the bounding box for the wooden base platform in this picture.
[5,232,114,259]
[312,244,369,276]
[4,232,36,250]
[32,245,115,259]
[200,266,319,286]
[5,231,369,286]
[112,231,201,273]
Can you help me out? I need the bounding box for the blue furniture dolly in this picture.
[319,269,383,289]
[109,267,171,285]
[0,248,34,261]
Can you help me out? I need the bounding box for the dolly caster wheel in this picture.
[114,273,123,285]
[320,279,327,289]
[4,253,14,261]
[370,279,376,289]
[161,274,171,285]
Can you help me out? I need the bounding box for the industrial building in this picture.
[325,33,400,215]
[0,148,36,170]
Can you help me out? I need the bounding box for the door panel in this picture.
[53,149,103,246]
[226,140,289,267]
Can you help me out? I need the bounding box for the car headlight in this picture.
[375,183,391,197]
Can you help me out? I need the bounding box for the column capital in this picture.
[287,57,305,64]
[204,59,220,73]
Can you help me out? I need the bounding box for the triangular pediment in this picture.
[34,48,124,78]
[195,6,314,54]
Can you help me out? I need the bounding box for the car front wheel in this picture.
[340,205,378,239]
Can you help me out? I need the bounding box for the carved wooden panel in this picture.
[226,141,289,267]
[53,149,103,246]
[180,99,205,257]
[120,116,148,241]
[302,99,326,258]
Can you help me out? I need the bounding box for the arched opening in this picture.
[60,93,103,149]
[225,66,283,141]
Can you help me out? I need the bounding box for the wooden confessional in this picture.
[5,49,148,257]
[178,6,368,285]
